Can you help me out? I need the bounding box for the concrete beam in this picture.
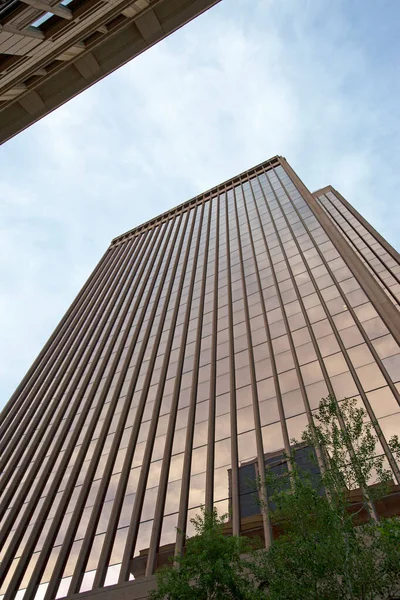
[18,89,45,114]
[74,51,101,79]
[135,8,163,41]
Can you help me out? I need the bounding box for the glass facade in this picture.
[315,187,400,309]
[1,156,399,600]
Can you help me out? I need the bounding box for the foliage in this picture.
[252,395,400,600]
[150,396,400,600]
[149,507,263,600]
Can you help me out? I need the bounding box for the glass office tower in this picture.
[1,156,399,600]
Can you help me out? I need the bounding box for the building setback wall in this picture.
[313,185,400,309]
[0,156,400,600]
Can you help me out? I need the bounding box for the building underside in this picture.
[0,0,220,144]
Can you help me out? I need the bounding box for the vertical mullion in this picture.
[325,193,400,285]
[270,168,400,484]
[319,194,400,305]
[0,239,134,517]
[66,208,192,593]
[0,229,151,595]
[107,204,197,585]
[114,208,192,583]
[35,217,173,600]
[173,200,213,557]
[0,245,122,465]
[144,201,206,577]
[232,184,273,546]
[275,168,400,406]
[223,190,240,537]
[263,167,380,518]
[248,176,324,471]
[328,187,400,265]
[205,195,219,512]
[280,159,400,344]
[0,248,111,434]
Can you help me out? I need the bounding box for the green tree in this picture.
[253,395,400,600]
[150,396,400,600]
[149,507,263,600]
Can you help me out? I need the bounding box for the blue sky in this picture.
[0,0,399,409]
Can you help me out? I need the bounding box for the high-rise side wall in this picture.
[314,186,400,308]
[1,157,399,600]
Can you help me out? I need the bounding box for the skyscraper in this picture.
[1,155,399,600]
[0,0,220,144]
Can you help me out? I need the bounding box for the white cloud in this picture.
[0,0,399,407]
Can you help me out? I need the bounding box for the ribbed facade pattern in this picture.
[1,158,399,600]
[315,188,400,308]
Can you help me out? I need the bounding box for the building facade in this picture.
[0,0,220,144]
[1,155,400,600]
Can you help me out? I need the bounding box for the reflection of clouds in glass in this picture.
[160,513,178,546]
[238,430,257,462]
[185,507,198,538]
[132,440,146,468]
[35,582,49,600]
[237,405,255,434]
[188,472,206,509]
[213,465,229,502]
[367,386,398,419]
[41,547,61,584]
[147,461,162,489]
[164,479,181,515]
[104,563,121,587]
[330,371,358,398]
[16,553,38,589]
[140,487,158,522]
[134,520,153,558]
[152,434,167,462]
[261,422,284,455]
[63,540,82,578]
[214,498,229,517]
[92,501,113,537]
[281,390,304,419]
[305,380,328,410]
[168,453,184,484]
[79,569,95,593]
[214,438,231,469]
[118,493,136,528]
[215,414,231,440]
[301,360,324,385]
[373,335,399,360]
[86,533,105,571]
[110,527,128,565]
[278,369,300,394]
[172,428,187,456]
[126,466,140,495]
[191,446,207,476]
[257,377,275,401]
[379,412,400,442]
[286,413,308,441]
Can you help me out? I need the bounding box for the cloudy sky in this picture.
[0,0,399,409]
